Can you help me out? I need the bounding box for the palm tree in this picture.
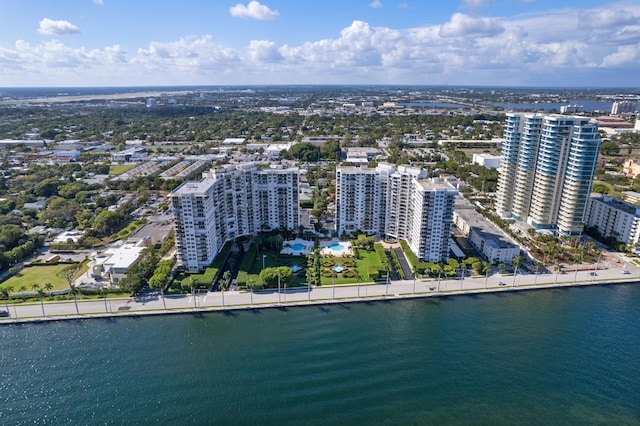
[482,262,492,289]
[32,285,46,317]
[554,263,562,284]
[594,248,603,271]
[44,283,53,298]
[574,252,584,284]
[1,286,12,313]
[18,285,27,302]
[68,284,80,315]
[512,255,522,287]
[533,262,541,285]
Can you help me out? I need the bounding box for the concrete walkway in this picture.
[2,263,639,325]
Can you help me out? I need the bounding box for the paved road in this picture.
[2,263,639,324]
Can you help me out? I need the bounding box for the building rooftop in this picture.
[171,178,215,196]
[415,178,456,191]
[95,242,145,271]
[454,197,518,250]
[590,195,640,216]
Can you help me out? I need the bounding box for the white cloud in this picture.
[38,18,81,35]
[3,2,640,86]
[229,1,279,20]
[247,40,282,62]
[439,13,504,37]
[601,44,640,66]
[92,0,103,5]
[578,9,638,29]
[370,1,383,8]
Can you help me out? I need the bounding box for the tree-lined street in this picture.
[2,264,638,324]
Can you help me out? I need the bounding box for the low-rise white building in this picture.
[472,153,501,169]
[111,147,148,163]
[453,197,520,264]
[91,241,146,283]
[586,195,640,251]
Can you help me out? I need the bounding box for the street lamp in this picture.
[385,267,390,297]
[101,287,108,313]
[278,269,281,305]
[413,271,416,294]
[332,270,336,299]
[263,254,267,270]
[249,278,253,305]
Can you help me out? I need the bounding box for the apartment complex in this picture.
[170,164,299,272]
[585,195,640,252]
[611,101,638,115]
[336,164,457,262]
[496,113,601,236]
[453,197,520,264]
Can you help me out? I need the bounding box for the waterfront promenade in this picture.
[2,264,639,324]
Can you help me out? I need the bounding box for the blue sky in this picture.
[0,0,639,87]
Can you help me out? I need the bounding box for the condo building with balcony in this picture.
[496,114,601,236]
[585,195,640,253]
[336,164,457,262]
[170,164,299,272]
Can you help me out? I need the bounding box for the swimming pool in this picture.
[291,243,305,251]
[328,243,344,251]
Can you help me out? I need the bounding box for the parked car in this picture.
[0,310,10,317]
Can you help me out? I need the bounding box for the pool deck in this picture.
[320,239,353,256]
[280,239,314,256]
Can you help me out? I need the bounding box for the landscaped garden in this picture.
[236,243,308,289]
[170,241,233,292]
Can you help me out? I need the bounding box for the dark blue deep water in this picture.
[2,284,639,425]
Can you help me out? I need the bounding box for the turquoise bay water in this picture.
[1,285,639,425]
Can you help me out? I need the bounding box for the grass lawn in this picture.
[319,250,383,285]
[106,218,146,243]
[236,248,384,288]
[170,241,234,292]
[241,250,308,287]
[172,267,219,290]
[1,262,88,293]
[109,164,136,175]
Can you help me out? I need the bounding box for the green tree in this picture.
[1,286,13,313]
[599,140,620,156]
[68,283,80,315]
[592,182,610,195]
[320,139,341,161]
[259,266,292,288]
[285,142,320,161]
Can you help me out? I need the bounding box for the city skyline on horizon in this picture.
[1,0,639,88]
